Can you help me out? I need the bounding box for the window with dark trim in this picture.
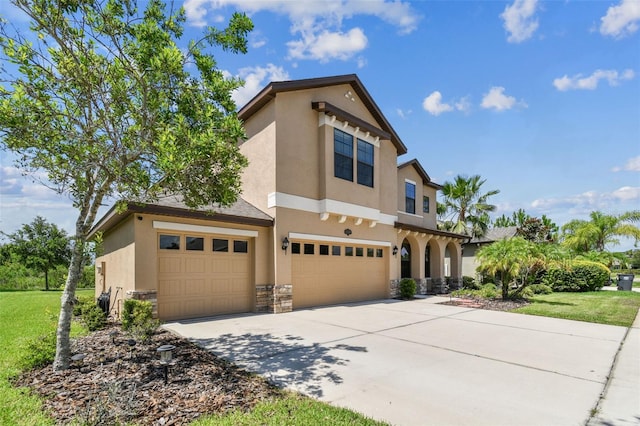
[356,247,364,257]
[234,240,248,253]
[332,245,341,256]
[367,248,374,257]
[304,243,314,255]
[319,244,329,255]
[423,196,430,213]
[186,236,204,251]
[345,246,354,256]
[159,235,180,250]
[292,242,301,254]
[334,128,353,181]
[357,139,374,187]
[213,238,228,252]
[405,182,416,214]
[376,248,383,258]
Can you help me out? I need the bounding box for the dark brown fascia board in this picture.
[88,203,274,240]
[398,159,443,190]
[312,101,391,140]
[238,74,408,155]
[394,221,470,241]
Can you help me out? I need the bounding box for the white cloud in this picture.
[531,186,640,213]
[396,108,412,119]
[422,91,470,116]
[612,156,640,172]
[231,64,290,107]
[183,0,419,63]
[553,69,635,91]
[287,28,367,62]
[480,87,527,111]
[600,0,640,38]
[500,0,540,43]
[422,91,453,116]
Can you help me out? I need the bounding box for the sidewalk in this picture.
[589,304,640,425]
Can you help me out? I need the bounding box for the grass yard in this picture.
[513,291,640,326]
[0,290,385,425]
[0,289,92,426]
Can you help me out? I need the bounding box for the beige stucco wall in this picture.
[461,244,482,278]
[396,166,439,230]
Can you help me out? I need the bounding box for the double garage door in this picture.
[291,239,388,309]
[157,233,252,320]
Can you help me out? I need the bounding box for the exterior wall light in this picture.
[281,237,289,253]
[393,245,398,256]
[344,228,352,236]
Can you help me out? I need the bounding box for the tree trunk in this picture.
[44,269,49,291]
[53,238,84,370]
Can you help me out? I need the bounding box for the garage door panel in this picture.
[157,234,252,320]
[293,242,386,309]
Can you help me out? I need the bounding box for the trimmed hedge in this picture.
[399,278,416,299]
[543,260,609,292]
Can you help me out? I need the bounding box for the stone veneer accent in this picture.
[389,279,400,298]
[126,290,158,318]
[431,277,448,294]
[447,277,463,291]
[255,284,293,314]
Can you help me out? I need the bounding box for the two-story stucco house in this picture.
[92,74,467,321]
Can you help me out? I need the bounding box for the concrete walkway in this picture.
[164,297,638,426]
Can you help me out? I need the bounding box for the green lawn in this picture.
[0,289,92,426]
[0,290,384,425]
[513,291,640,326]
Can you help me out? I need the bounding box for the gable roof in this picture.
[398,159,442,189]
[89,194,273,239]
[466,226,518,245]
[238,74,408,155]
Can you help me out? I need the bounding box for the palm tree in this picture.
[438,174,500,237]
[561,210,640,252]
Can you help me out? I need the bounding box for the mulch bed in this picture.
[14,324,281,425]
[440,296,529,311]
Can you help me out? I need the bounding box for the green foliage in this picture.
[437,174,500,237]
[462,275,480,290]
[0,262,42,290]
[82,304,107,332]
[121,299,153,331]
[19,331,57,370]
[451,283,499,299]
[1,217,70,291]
[561,211,640,253]
[528,284,553,295]
[399,278,416,300]
[543,260,610,292]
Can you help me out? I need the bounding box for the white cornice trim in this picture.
[267,192,397,225]
[152,221,258,238]
[288,232,391,247]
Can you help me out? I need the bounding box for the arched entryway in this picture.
[424,244,431,278]
[401,239,411,278]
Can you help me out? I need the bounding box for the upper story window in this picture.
[423,196,430,213]
[405,182,416,214]
[334,128,353,181]
[357,139,374,187]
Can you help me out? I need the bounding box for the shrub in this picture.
[572,260,609,291]
[399,278,416,300]
[83,304,106,331]
[122,299,153,331]
[518,287,534,299]
[462,275,480,290]
[20,331,56,370]
[528,283,553,295]
[543,261,610,292]
[73,295,94,317]
[479,283,498,299]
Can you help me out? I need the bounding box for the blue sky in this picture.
[1,0,639,250]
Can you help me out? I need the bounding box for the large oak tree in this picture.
[0,0,252,369]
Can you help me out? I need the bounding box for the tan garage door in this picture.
[157,233,252,320]
[292,240,387,309]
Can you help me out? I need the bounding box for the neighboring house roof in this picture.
[465,226,518,245]
[397,159,443,190]
[238,74,408,156]
[89,194,273,239]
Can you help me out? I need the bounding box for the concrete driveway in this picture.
[164,297,628,426]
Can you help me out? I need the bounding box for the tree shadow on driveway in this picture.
[190,333,367,397]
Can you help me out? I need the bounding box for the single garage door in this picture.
[292,240,387,309]
[157,233,252,320]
